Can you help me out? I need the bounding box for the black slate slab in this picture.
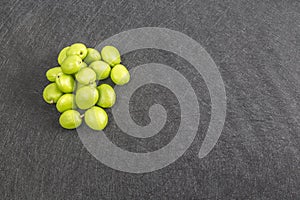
[0,0,299,199]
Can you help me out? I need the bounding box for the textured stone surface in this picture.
[0,0,299,199]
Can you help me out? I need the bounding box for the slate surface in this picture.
[1,0,300,199]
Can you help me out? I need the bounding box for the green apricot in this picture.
[75,67,96,85]
[76,81,97,91]
[67,43,88,59]
[56,94,77,113]
[57,46,70,65]
[55,73,75,93]
[84,106,108,130]
[61,55,82,74]
[110,64,130,85]
[46,67,62,82]
[89,61,111,80]
[59,110,82,129]
[84,48,101,65]
[43,83,63,104]
[101,46,121,66]
[73,62,88,79]
[79,61,87,69]
[75,86,99,110]
[97,84,116,108]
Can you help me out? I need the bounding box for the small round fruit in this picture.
[74,62,88,79]
[67,43,87,59]
[76,81,97,91]
[79,61,87,69]
[56,94,77,113]
[46,67,62,82]
[84,48,101,65]
[110,64,130,85]
[57,46,70,65]
[56,73,75,93]
[75,67,96,85]
[89,61,111,80]
[101,46,121,66]
[84,106,108,130]
[75,86,99,110]
[59,110,82,129]
[61,55,82,74]
[43,83,63,104]
[97,84,116,108]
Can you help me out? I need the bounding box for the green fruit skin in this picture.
[84,48,101,65]
[97,84,116,108]
[79,61,87,69]
[46,67,62,82]
[110,64,130,85]
[76,81,97,91]
[84,106,108,130]
[59,110,82,129]
[75,67,96,85]
[56,73,75,93]
[56,94,77,113]
[75,86,99,110]
[61,55,82,74]
[43,83,63,104]
[101,46,121,66]
[67,43,88,59]
[57,46,70,65]
[74,62,88,79]
[89,61,111,80]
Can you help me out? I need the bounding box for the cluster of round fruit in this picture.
[43,43,130,130]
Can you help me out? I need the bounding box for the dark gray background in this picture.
[1,0,299,199]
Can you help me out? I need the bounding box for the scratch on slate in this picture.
[204,7,229,45]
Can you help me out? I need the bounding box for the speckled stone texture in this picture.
[0,0,299,199]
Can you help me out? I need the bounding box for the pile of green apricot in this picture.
[43,43,130,130]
